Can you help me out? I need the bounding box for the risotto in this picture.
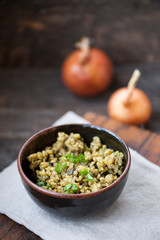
[27,132,125,194]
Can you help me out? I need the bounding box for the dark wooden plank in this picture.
[0,214,15,239]
[0,214,41,240]
[139,133,160,166]
[84,112,160,166]
[0,1,160,67]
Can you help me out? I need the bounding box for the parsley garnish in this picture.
[60,153,88,164]
[64,183,79,194]
[64,183,72,190]
[37,181,53,188]
[55,162,67,174]
[114,151,119,157]
[80,169,97,182]
[79,169,88,177]
[78,154,87,162]
[37,181,46,187]
[71,184,79,192]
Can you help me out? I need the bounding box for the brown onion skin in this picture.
[62,48,113,97]
[107,87,152,124]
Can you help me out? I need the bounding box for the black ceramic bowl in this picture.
[17,124,131,217]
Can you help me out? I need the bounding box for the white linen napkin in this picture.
[0,111,160,240]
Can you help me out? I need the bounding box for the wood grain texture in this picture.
[83,112,160,166]
[0,214,41,240]
[0,0,160,67]
[0,66,160,239]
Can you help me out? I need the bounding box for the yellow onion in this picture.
[62,37,113,97]
[107,69,152,124]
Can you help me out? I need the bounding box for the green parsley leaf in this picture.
[60,153,88,164]
[37,181,46,187]
[55,162,67,174]
[71,184,79,192]
[47,185,52,189]
[70,158,75,163]
[80,169,88,177]
[114,151,119,157]
[78,154,88,163]
[87,172,93,180]
[64,183,79,194]
[64,183,72,191]
[63,162,67,168]
[60,153,75,163]
[71,155,78,163]
[65,190,72,194]
[80,169,98,182]
[65,153,72,159]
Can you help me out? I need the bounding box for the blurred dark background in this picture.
[0,0,160,68]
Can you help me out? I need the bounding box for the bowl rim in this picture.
[17,124,131,199]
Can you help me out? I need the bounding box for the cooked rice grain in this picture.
[27,132,125,194]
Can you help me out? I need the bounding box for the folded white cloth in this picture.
[0,111,160,240]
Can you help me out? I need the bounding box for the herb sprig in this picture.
[55,162,67,174]
[114,151,119,157]
[37,181,52,189]
[60,153,88,164]
[79,169,97,182]
[37,181,46,187]
[64,183,79,194]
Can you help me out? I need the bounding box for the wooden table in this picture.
[1,1,160,68]
[0,65,160,239]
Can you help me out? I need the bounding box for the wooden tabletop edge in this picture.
[83,112,160,166]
